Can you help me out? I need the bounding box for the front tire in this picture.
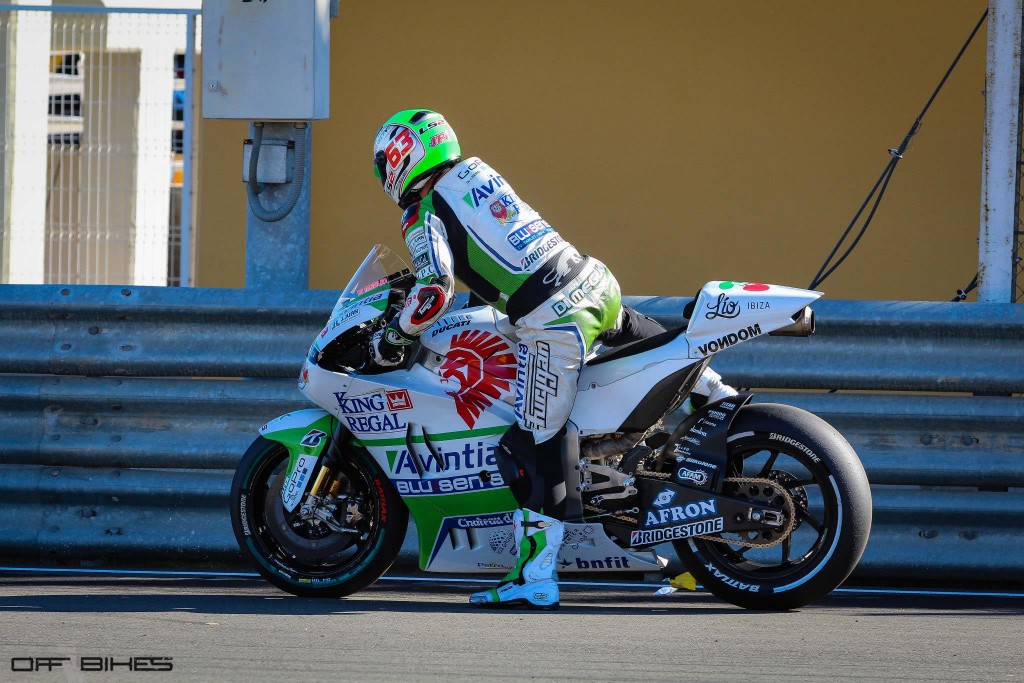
[230,436,408,598]
[674,403,871,610]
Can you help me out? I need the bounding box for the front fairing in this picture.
[305,244,414,366]
[309,287,390,359]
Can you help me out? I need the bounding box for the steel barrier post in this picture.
[979,0,1023,302]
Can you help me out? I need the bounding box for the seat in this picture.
[585,325,687,366]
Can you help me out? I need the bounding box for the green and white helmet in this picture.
[373,109,461,208]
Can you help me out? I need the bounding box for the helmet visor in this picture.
[373,150,387,186]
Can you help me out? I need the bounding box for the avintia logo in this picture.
[462,175,507,208]
[697,323,762,355]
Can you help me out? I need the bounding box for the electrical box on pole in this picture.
[201,0,339,292]
[201,0,334,121]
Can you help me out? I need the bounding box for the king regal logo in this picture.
[439,330,517,428]
[489,199,518,224]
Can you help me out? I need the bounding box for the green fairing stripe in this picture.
[262,413,338,478]
[356,424,515,569]
[401,488,519,569]
[353,424,509,448]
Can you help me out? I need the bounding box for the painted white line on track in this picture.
[0,566,259,579]
[1,566,1022,599]
[832,586,1024,598]
[380,576,1024,598]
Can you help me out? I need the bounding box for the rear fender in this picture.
[259,409,339,512]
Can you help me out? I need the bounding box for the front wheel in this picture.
[674,403,871,610]
[230,436,408,598]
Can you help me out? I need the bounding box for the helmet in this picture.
[373,109,461,208]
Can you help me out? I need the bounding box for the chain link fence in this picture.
[0,5,198,286]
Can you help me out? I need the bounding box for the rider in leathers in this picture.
[370,110,735,609]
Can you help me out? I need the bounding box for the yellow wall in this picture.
[197,0,989,302]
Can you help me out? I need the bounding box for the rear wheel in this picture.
[230,436,408,597]
[673,403,871,610]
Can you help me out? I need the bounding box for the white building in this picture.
[0,0,200,285]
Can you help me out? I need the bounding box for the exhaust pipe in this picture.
[769,306,815,337]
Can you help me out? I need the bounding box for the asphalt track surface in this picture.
[0,571,1021,683]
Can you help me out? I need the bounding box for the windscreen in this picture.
[331,244,411,318]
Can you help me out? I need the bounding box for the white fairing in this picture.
[312,293,387,355]
[573,343,696,436]
[418,306,517,359]
[570,281,821,436]
[685,281,822,358]
[425,517,667,574]
[297,261,820,572]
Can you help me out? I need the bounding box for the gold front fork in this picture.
[309,465,331,496]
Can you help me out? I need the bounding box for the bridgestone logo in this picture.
[697,324,762,355]
[630,517,724,545]
[239,494,250,536]
[769,432,821,462]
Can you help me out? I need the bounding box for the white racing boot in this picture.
[469,509,564,610]
[682,367,738,415]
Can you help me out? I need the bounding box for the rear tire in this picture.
[674,403,871,610]
[230,436,408,598]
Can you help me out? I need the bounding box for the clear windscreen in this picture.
[331,244,411,318]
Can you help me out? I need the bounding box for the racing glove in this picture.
[397,277,453,336]
[369,326,412,367]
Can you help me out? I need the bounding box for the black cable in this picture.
[952,272,979,302]
[810,158,898,289]
[809,8,989,291]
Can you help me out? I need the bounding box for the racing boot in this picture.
[682,367,738,415]
[469,508,564,609]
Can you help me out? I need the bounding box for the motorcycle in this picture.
[230,244,871,610]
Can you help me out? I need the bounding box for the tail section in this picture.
[685,281,822,359]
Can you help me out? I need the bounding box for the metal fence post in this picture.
[978,0,1023,302]
[179,10,197,287]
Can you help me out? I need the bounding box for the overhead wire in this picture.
[808,8,990,291]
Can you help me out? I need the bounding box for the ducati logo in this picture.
[438,330,516,428]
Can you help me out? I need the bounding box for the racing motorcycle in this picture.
[230,244,871,610]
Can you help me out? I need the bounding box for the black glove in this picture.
[370,326,411,367]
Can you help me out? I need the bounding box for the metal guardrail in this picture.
[0,285,1021,582]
